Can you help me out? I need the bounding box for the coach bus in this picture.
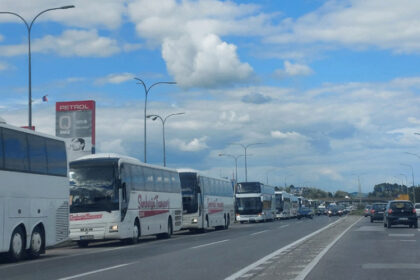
[179,170,234,232]
[275,191,293,219]
[0,118,69,261]
[69,154,183,247]
[235,182,276,223]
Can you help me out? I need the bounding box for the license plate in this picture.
[80,235,94,240]
[399,218,408,221]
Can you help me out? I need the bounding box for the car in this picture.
[370,203,387,222]
[384,200,418,228]
[327,206,341,217]
[298,206,314,219]
[415,203,420,218]
[317,205,326,215]
[364,205,372,217]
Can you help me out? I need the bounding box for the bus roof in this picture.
[0,120,65,142]
[71,153,179,172]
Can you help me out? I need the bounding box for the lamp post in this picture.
[146,112,184,167]
[401,163,416,203]
[0,5,75,128]
[218,153,244,183]
[134,78,176,163]
[232,142,263,182]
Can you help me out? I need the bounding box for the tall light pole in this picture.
[401,163,415,203]
[134,78,176,163]
[0,5,75,128]
[218,153,244,183]
[146,112,184,167]
[232,142,263,182]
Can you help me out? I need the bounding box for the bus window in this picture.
[154,169,164,192]
[163,171,171,192]
[46,139,67,176]
[3,128,29,172]
[132,165,145,191]
[144,167,155,191]
[28,134,47,174]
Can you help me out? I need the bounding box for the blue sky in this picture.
[0,0,419,193]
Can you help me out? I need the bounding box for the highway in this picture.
[0,216,341,280]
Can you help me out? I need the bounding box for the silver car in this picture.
[415,203,420,218]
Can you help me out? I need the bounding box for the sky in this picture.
[0,0,419,193]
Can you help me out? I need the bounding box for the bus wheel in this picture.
[8,227,25,262]
[126,220,140,244]
[157,218,172,239]
[28,226,44,259]
[77,241,89,248]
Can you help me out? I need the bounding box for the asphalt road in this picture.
[306,217,420,280]
[0,215,340,280]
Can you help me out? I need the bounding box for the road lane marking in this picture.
[363,263,420,269]
[400,240,416,242]
[250,230,269,236]
[191,239,229,249]
[57,263,133,280]
[279,224,290,229]
[388,234,415,237]
[294,217,363,280]
[224,217,346,280]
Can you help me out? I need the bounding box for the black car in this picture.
[370,203,386,222]
[384,200,418,228]
[327,206,341,217]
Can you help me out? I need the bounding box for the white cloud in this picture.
[0,62,9,71]
[271,130,306,140]
[0,29,120,57]
[98,139,126,155]
[128,0,256,88]
[171,137,209,152]
[274,61,313,78]
[267,0,420,54]
[95,73,135,85]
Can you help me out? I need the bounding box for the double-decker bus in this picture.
[69,154,182,247]
[275,191,293,219]
[179,170,234,232]
[235,182,275,223]
[0,119,69,261]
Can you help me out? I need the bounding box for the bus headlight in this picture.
[192,218,198,224]
[109,225,119,232]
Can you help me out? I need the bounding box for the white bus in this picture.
[235,182,276,223]
[275,191,293,219]
[0,119,69,261]
[290,195,299,218]
[179,171,234,232]
[69,154,183,247]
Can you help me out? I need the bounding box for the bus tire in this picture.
[8,227,26,262]
[158,217,173,239]
[126,220,140,244]
[28,226,44,259]
[224,215,230,230]
[77,241,89,248]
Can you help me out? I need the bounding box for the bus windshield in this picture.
[236,197,262,215]
[69,162,119,213]
[236,182,261,194]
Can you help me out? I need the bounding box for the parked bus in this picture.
[69,154,183,247]
[275,191,293,219]
[179,170,234,232]
[235,182,276,223]
[0,119,69,261]
[290,195,299,218]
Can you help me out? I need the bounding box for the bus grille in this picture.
[56,202,69,242]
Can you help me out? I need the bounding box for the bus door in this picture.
[197,182,205,229]
[120,164,129,223]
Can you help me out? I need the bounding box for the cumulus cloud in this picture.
[0,62,9,71]
[274,61,313,78]
[0,29,120,57]
[241,92,272,104]
[271,130,306,140]
[95,73,135,85]
[171,137,209,152]
[98,139,126,155]
[128,0,255,88]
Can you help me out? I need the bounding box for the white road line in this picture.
[363,263,420,269]
[57,263,133,280]
[294,217,362,280]
[224,218,345,280]
[250,230,269,236]
[279,224,290,229]
[191,239,229,249]
[399,240,416,242]
[388,234,415,237]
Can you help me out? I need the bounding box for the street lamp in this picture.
[401,163,416,203]
[405,152,420,159]
[232,142,263,182]
[147,112,184,166]
[218,153,244,183]
[134,78,176,163]
[0,5,75,128]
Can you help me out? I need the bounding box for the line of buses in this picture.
[0,120,316,261]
